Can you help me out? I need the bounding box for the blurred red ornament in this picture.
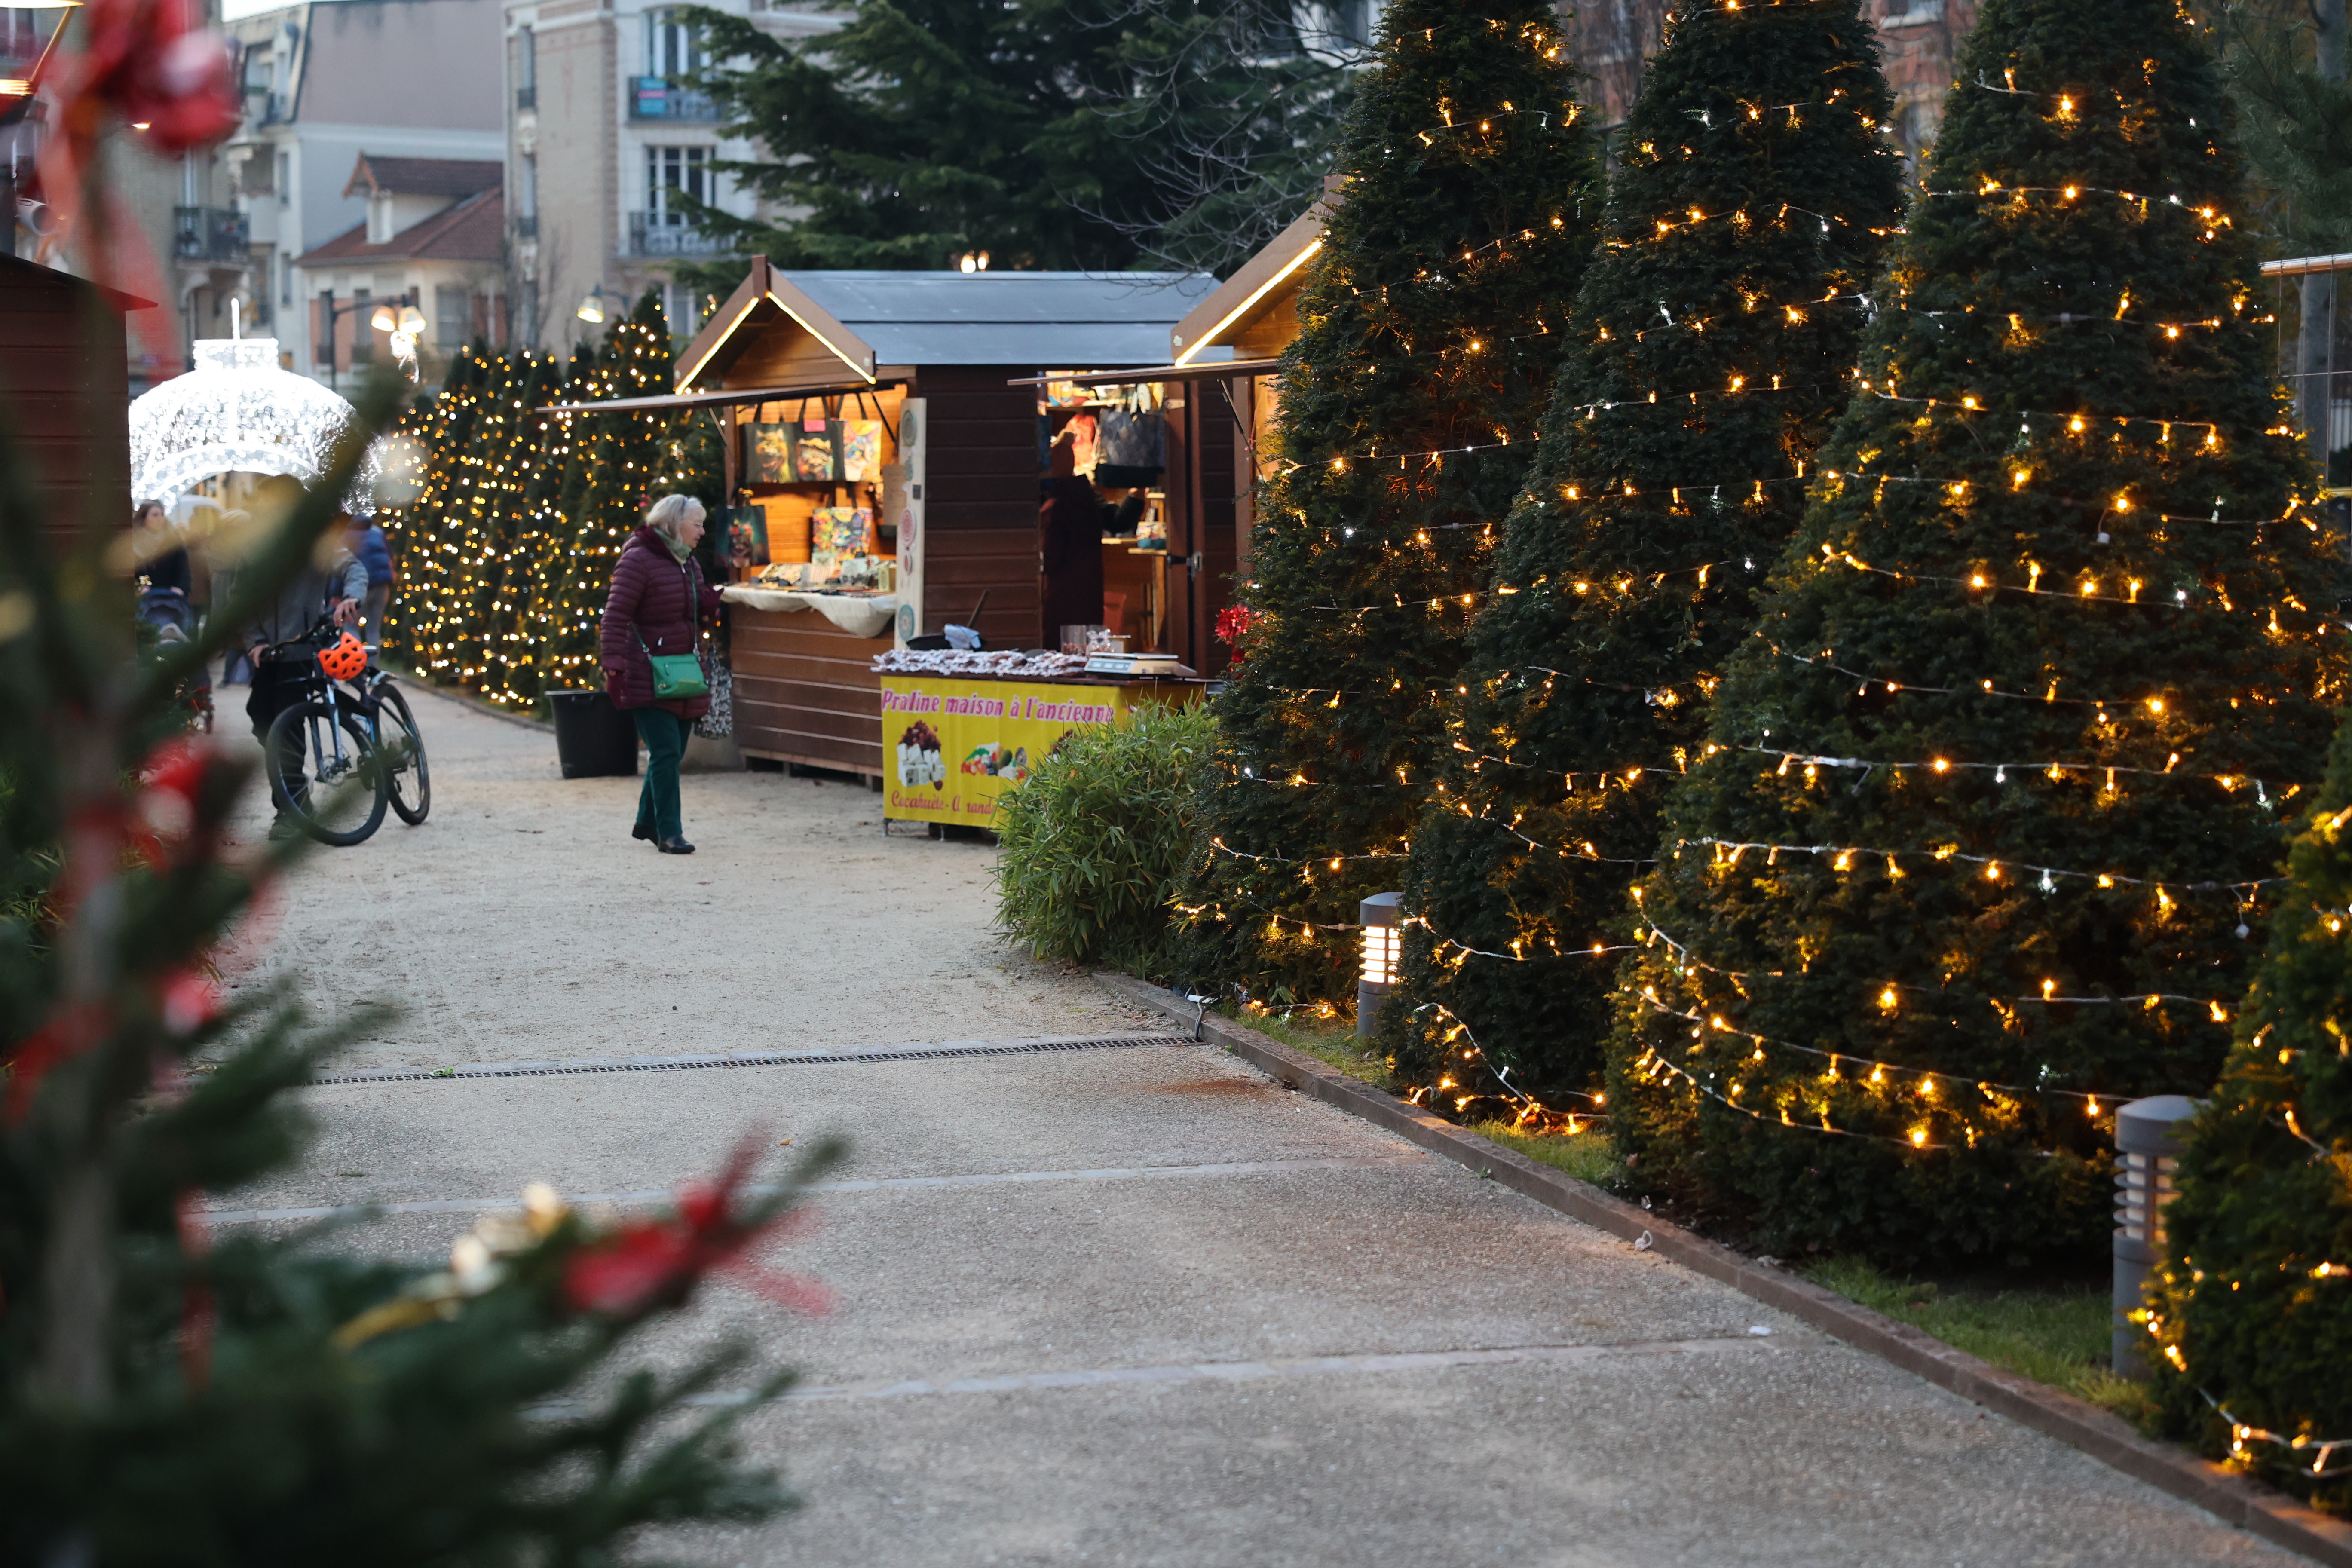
[561,1138,831,1318]
[43,0,238,155]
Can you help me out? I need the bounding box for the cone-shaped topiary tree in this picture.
[2149,712,2352,1506]
[536,293,673,698]
[446,349,542,692]
[396,350,487,678]
[1174,0,1602,1009]
[1391,0,1905,1115]
[509,344,606,709]
[1606,0,2347,1267]
[479,353,562,708]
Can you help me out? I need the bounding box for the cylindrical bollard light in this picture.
[2113,1094,2199,1378]
[1357,892,1402,1038]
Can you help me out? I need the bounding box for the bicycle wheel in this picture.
[264,699,387,846]
[377,683,432,825]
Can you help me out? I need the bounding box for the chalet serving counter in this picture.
[727,602,892,781]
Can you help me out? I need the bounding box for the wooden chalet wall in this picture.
[918,364,1041,649]
[0,257,131,551]
[1162,378,1237,676]
[727,606,888,776]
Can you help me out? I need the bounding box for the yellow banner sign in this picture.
[880,677,1133,826]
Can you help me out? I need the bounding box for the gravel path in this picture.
[213,685,2307,1568]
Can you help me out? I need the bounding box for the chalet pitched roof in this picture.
[294,187,505,267]
[343,154,503,200]
[674,259,1216,390]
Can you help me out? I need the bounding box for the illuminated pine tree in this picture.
[2150,714,2352,1505]
[447,351,540,690]
[398,352,487,679]
[1608,0,2345,1266]
[1391,0,1904,1110]
[536,292,674,697]
[482,354,564,707]
[1175,0,1602,1008]
[513,344,606,708]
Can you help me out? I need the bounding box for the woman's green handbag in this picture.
[636,631,708,700]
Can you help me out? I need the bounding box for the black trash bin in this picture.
[549,689,641,778]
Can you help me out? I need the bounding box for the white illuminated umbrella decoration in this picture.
[128,338,384,509]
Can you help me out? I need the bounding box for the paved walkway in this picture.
[214,686,2303,1567]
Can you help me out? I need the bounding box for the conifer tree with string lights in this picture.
[1174,0,1602,1008]
[480,353,565,707]
[536,292,674,698]
[1605,0,2347,1267]
[2146,713,2352,1505]
[509,343,607,709]
[446,350,543,691]
[1390,0,1905,1115]
[394,350,486,679]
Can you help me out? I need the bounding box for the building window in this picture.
[646,9,703,78]
[518,151,537,218]
[276,150,290,206]
[515,24,536,108]
[645,145,712,224]
[316,291,336,366]
[350,288,372,364]
[437,285,468,351]
[279,254,291,307]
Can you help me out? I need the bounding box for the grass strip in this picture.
[1801,1257,2157,1424]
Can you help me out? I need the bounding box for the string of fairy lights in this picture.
[388,309,689,708]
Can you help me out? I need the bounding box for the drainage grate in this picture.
[309,1035,1194,1086]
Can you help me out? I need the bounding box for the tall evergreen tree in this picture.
[1392,0,1905,1111]
[481,353,561,708]
[679,0,1361,282]
[2151,712,2352,1507]
[537,294,673,698]
[1174,0,1602,1007]
[448,350,541,692]
[1608,0,2346,1267]
[514,345,607,709]
[395,353,487,679]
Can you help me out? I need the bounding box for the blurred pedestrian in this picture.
[600,494,720,855]
[347,508,395,649]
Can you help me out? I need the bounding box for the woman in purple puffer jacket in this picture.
[600,494,723,854]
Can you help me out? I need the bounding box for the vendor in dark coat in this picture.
[1039,432,1108,644]
[600,495,723,854]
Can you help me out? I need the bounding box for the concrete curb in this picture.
[1092,969,2352,1567]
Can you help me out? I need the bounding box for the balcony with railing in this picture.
[628,77,716,120]
[173,206,249,263]
[628,211,731,257]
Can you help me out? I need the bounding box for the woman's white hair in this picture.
[644,493,707,541]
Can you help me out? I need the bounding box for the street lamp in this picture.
[1357,891,1401,1038]
[576,285,619,324]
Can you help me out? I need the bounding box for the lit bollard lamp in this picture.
[1357,892,1402,1038]
[2113,1094,2199,1378]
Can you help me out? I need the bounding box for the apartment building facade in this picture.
[221,0,505,379]
[502,0,837,354]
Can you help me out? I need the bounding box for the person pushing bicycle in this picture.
[221,480,368,837]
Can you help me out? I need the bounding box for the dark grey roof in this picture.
[778,270,1217,367]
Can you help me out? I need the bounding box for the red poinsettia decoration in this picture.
[560,1138,831,1319]
[1213,604,1262,665]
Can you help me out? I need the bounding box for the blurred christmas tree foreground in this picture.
[0,367,834,1564]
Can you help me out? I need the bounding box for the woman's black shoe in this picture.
[657,835,695,854]
[633,821,655,842]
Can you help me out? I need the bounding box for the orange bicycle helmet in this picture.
[317,631,368,681]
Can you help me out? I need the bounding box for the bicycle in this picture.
[259,621,432,845]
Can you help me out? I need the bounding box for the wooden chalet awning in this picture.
[1004,359,1281,389]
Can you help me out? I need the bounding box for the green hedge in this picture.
[993,704,1217,973]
